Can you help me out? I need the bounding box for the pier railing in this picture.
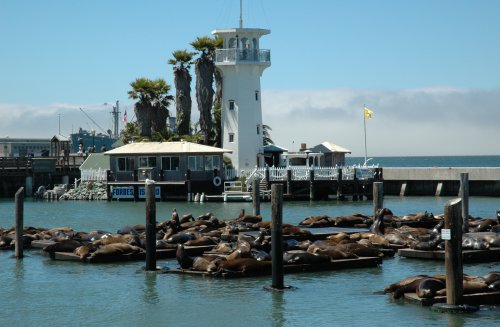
[231,166,378,191]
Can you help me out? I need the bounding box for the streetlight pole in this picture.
[91,129,95,152]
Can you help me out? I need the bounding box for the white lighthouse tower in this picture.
[212,6,271,173]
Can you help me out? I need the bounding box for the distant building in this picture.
[310,142,351,167]
[0,137,50,157]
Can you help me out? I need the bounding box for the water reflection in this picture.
[143,272,160,304]
[446,313,466,327]
[271,291,286,327]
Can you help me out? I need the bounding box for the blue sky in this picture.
[1,0,499,156]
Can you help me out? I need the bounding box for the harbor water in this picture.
[1,196,499,326]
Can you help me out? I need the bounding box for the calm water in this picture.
[1,197,499,326]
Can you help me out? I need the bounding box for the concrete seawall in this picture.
[382,167,500,196]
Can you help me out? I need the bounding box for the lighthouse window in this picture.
[229,100,235,110]
[255,91,259,101]
[257,125,260,134]
[229,133,234,143]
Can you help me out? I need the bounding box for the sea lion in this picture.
[336,243,383,258]
[416,278,445,298]
[298,215,332,227]
[237,214,262,224]
[166,232,196,244]
[282,224,312,236]
[184,236,218,247]
[176,244,194,269]
[43,239,83,253]
[312,246,358,260]
[483,272,500,285]
[89,243,143,260]
[192,256,212,271]
[283,250,330,265]
[384,275,429,297]
[180,214,194,224]
[436,280,490,296]
[462,236,490,250]
[334,213,370,227]
[470,218,496,232]
[73,244,95,259]
[216,257,272,275]
[370,208,391,235]
[92,235,129,246]
[250,248,271,261]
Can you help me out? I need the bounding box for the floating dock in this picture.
[404,291,500,306]
[165,256,382,278]
[398,247,500,263]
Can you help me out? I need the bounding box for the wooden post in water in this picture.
[336,168,343,199]
[286,169,292,195]
[15,187,24,259]
[265,165,270,191]
[309,168,315,200]
[459,173,469,233]
[253,178,260,216]
[444,198,463,306]
[186,169,192,202]
[373,182,384,217]
[145,181,157,271]
[271,184,284,289]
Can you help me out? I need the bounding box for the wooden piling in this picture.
[15,187,24,259]
[444,198,463,305]
[271,184,284,289]
[265,166,270,190]
[309,168,315,200]
[253,178,260,216]
[145,181,157,271]
[373,182,383,217]
[286,169,292,195]
[186,169,192,202]
[336,168,343,199]
[459,173,469,233]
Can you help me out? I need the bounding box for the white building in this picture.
[212,24,271,172]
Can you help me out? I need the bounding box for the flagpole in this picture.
[363,105,367,166]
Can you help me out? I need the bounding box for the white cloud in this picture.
[262,87,500,156]
[1,87,499,156]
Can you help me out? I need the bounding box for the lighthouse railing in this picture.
[214,49,270,64]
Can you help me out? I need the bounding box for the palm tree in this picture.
[262,124,274,146]
[127,77,174,138]
[191,36,221,145]
[168,49,195,136]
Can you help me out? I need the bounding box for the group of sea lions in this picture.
[299,208,500,252]
[383,272,500,299]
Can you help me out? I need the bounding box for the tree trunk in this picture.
[174,68,192,135]
[134,102,152,137]
[213,69,223,147]
[195,57,214,145]
[152,104,168,134]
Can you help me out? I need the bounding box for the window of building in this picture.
[161,156,180,171]
[117,157,136,171]
[138,156,157,168]
[256,125,260,135]
[205,155,220,171]
[255,90,259,101]
[188,155,204,171]
[229,100,235,111]
[229,133,234,143]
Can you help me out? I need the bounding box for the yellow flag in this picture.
[364,106,373,119]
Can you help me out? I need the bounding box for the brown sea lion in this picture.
[283,250,330,265]
[43,239,83,253]
[483,272,500,285]
[384,275,429,295]
[216,257,271,275]
[336,243,383,257]
[73,244,94,259]
[312,246,358,260]
[436,280,491,296]
[416,278,445,298]
[184,236,218,247]
[176,244,194,269]
[282,224,312,236]
[89,243,143,260]
[298,215,332,227]
[192,256,212,271]
[237,214,262,224]
[92,235,129,246]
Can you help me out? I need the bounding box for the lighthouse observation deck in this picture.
[214,48,270,65]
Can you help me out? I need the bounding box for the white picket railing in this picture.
[81,168,107,182]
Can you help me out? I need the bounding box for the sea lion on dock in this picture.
[216,257,272,275]
[384,275,429,298]
[282,224,312,236]
[283,250,330,265]
[43,239,83,253]
[416,278,445,298]
[184,236,218,247]
[483,272,500,285]
[89,243,143,260]
[298,215,332,227]
[370,208,392,235]
[236,214,262,224]
[176,244,194,269]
